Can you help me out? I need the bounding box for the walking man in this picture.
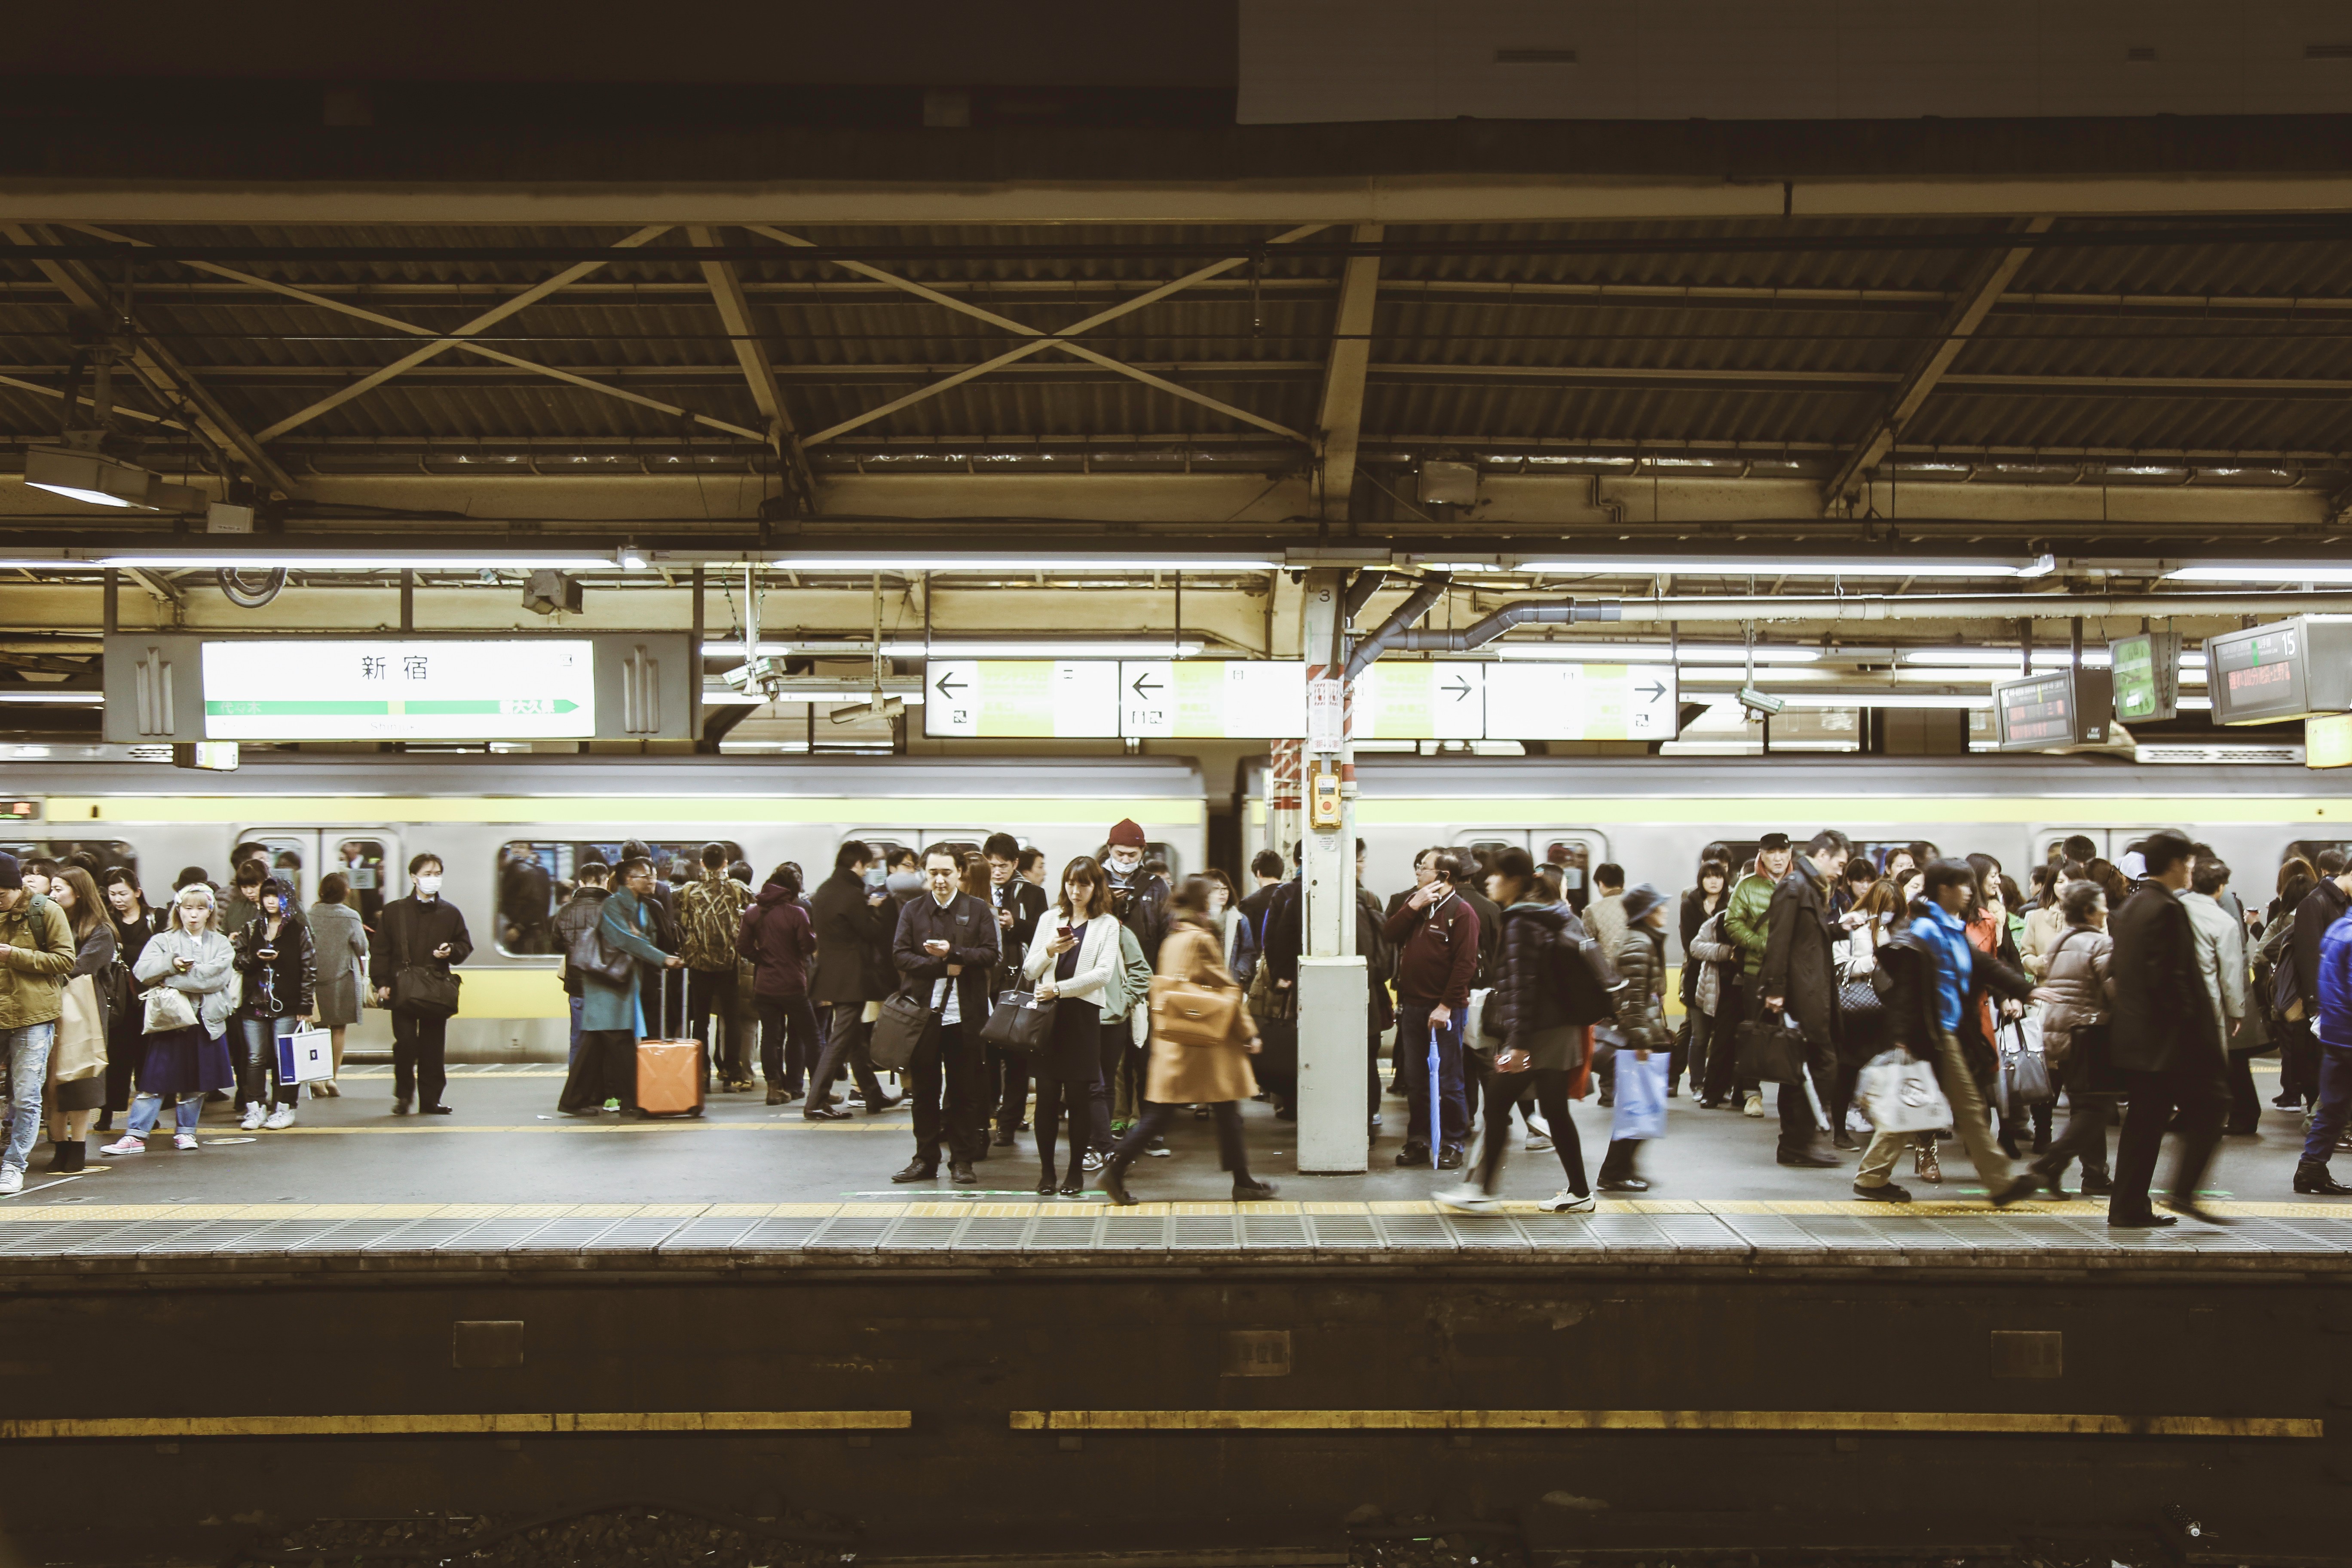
[2107,832,2230,1226]
[891,846,1001,1185]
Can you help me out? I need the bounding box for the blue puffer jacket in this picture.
[2318,910,2352,1050]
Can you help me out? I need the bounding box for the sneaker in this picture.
[1853,1180,1912,1204]
[1537,1191,1597,1214]
[1845,1108,1874,1136]
[100,1135,145,1157]
[263,1105,297,1130]
[1524,1133,1555,1153]
[1433,1184,1498,1213]
[1082,1151,1107,1173]
[1144,1138,1172,1158]
[0,1166,21,1196]
[1522,1112,1550,1138]
[238,1102,266,1131]
[603,1098,621,1112]
[1742,1093,1765,1118]
[172,1132,200,1151]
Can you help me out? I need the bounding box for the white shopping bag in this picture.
[1854,1048,1952,1135]
[276,1026,335,1085]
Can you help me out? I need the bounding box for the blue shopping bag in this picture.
[1609,1050,1669,1142]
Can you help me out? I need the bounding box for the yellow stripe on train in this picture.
[47,796,1205,827]
[1358,796,2348,827]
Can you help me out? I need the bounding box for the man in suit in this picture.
[1759,829,1850,1168]
[983,831,1050,1146]
[2107,831,2230,1227]
[891,846,1001,1185]
[805,839,899,1120]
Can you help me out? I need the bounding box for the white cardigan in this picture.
[1022,912,1122,1002]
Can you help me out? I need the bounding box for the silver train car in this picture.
[4,757,1207,1061]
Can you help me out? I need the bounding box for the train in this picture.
[5,753,2341,1060]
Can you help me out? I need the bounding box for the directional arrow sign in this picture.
[200,640,596,741]
[1356,663,1483,739]
[1120,660,1176,738]
[1485,662,1676,741]
[924,660,1120,738]
[932,668,968,700]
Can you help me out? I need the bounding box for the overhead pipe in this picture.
[1390,597,1622,657]
[1344,573,1449,679]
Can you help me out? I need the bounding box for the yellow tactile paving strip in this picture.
[1011,1409,2321,1438]
[0,1412,910,1440]
[1,1197,2345,1222]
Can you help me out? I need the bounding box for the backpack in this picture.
[2271,924,2305,1022]
[1551,919,1622,1028]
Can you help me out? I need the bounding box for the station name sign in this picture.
[104,633,696,744]
[922,659,1677,742]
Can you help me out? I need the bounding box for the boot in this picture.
[43,1140,85,1175]
[2294,1161,2352,1196]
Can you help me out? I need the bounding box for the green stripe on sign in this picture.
[205,701,389,717]
[404,699,580,715]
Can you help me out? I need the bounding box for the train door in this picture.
[236,827,401,926]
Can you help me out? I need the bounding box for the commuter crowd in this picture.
[2,817,2343,1224]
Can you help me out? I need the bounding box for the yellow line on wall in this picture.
[0,1411,911,1440]
[1358,797,2347,827]
[1010,1410,2320,1439]
[50,796,1203,828]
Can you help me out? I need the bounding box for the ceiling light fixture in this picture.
[1516,555,2055,579]
[616,543,649,570]
[97,553,619,570]
[22,446,204,513]
[773,554,1280,574]
[0,690,104,704]
[2164,565,2352,585]
[1494,643,1821,665]
[883,639,1207,659]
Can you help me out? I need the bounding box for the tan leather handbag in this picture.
[1149,971,1245,1049]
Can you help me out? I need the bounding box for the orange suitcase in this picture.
[635,970,706,1118]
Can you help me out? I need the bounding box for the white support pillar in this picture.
[1297,569,1368,1173]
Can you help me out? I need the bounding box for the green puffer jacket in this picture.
[1724,871,1777,975]
[0,893,77,1031]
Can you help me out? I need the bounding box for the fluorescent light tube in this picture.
[1517,557,2050,578]
[1494,643,1820,664]
[0,690,103,704]
[98,554,616,570]
[775,554,1279,573]
[881,640,1206,658]
[2165,565,2352,584]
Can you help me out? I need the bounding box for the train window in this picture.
[924,839,983,864]
[1538,836,1608,914]
[237,835,314,904]
[330,838,390,925]
[2291,841,2352,875]
[494,840,741,956]
[0,840,138,888]
[2034,830,2109,868]
[1856,841,1936,876]
[1145,841,1181,879]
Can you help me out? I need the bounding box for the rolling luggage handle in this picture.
[634,963,707,1118]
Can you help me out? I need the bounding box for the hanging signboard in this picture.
[2207,616,2352,726]
[1120,660,1306,739]
[922,660,1121,738]
[1353,662,1484,741]
[2108,632,2181,723]
[1483,663,1678,741]
[200,640,599,741]
[1992,667,2114,750]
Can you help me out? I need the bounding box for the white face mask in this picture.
[413,874,442,897]
[1109,850,1141,874]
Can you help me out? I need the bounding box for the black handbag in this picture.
[980,989,1057,1054]
[1734,1013,1810,1084]
[869,989,936,1072]
[567,922,634,988]
[392,964,461,1020]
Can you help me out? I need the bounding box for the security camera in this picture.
[522,570,583,616]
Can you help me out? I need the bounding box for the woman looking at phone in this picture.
[231,876,315,1130]
[1021,856,1122,1197]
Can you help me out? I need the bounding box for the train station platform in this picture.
[3,1068,2343,1274]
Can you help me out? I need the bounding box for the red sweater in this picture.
[1382,891,1481,1009]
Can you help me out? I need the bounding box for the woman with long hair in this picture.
[306,871,370,1097]
[1681,858,1731,1102]
[39,867,114,1171]
[103,884,237,1155]
[1099,874,1275,1205]
[230,875,315,1130]
[1022,855,1121,1196]
[94,867,153,1133]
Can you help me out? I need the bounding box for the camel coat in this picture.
[1143,918,1259,1105]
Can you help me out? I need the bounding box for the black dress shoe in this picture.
[1776,1148,1841,1168]
[992,1127,1015,1147]
[1058,1179,1084,1197]
[1394,1143,1430,1167]
[2165,1200,2233,1225]
[2224,1122,2260,1137]
[2107,1209,2178,1228]
[864,1094,904,1115]
[1436,1144,1464,1170]
[802,1105,851,1122]
[1831,1129,1857,1150]
[421,1103,453,1115]
[1989,1173,2041,1208]
[765,1087,787,1106]
[1852,1181,1911,1204]
[1596,1176,1649,1193]
[1232,1178,1278,1201]
[2079,1168,2115,1195]
[891,1160,937,1184]
[2295,1161,2352,1195]
[1036,1177,1058,1197]
[950,1161,977,1185]
[1099,1167,1137,1207]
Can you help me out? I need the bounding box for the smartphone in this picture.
[1060,925,1079,942]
